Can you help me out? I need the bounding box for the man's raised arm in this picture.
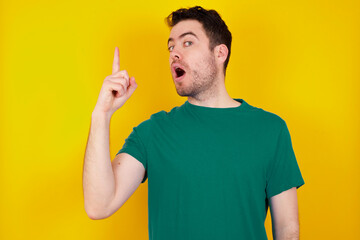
[82,47,140,220]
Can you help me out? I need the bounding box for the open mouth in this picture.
[175,66,186,79]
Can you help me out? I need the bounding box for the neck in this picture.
[187,76,241,108]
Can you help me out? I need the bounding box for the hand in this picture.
[93,47,137,117]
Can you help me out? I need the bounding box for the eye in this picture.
[168,45,174,52]
[184,41,193,47]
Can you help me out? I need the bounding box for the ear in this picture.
[214,44,228,64]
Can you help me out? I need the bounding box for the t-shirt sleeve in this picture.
[265,120,305,199]
[116,124,149,183]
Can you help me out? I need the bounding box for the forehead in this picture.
[169,19,207,40]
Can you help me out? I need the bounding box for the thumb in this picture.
[126,76,137,97]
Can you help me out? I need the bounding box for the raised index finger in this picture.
[112,46,120,74]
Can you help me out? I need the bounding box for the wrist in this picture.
[92,109,112,122]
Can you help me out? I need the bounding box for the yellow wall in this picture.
[1,0,359,239]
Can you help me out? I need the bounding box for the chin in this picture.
[175,87,193,97]
[174,87,188,96]
[175,89,186,96]
[177,92,189,97]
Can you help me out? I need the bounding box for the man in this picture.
[83,6,305,240]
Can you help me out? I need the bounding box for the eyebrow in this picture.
[167,31,199,45]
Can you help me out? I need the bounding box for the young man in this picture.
[83,6,305,240]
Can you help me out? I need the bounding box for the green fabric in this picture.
[116,98,305,240]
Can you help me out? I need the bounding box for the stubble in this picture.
[175,54,219,101]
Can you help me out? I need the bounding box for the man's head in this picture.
[166,6,232,75]
[165,6,232,99]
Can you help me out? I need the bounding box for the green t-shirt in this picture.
[116,98,305,240]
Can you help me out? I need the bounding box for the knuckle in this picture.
[117,77,129,86]
[104,78,111,84]
[105,75,114,81]
[119,70,129,79]
[117,81,127,91]
[120,78,128,86]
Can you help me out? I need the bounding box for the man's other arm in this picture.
[269,187,300,240]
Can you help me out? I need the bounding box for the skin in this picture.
[270,187,300,239]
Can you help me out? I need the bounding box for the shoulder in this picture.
[148,104,184,121]
[248,104,286,128]
[135,105,181,128]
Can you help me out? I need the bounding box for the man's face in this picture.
[167,20,219,98]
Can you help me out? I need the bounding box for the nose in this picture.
[170,48,181,62]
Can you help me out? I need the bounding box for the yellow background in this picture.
[1,0,359,239]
